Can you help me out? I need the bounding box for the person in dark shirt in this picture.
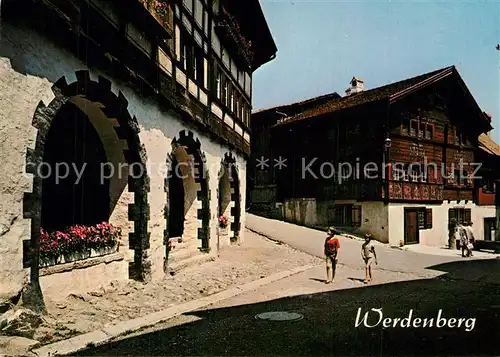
[324,226,340,284]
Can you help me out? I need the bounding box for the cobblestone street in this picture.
[31,229,322,345]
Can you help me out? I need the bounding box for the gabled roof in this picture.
[275,66,477,126]
[479,134,500,156]
[273,66,454,128]
[253,91,341,115]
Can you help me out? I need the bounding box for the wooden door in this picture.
[404,209,419,244]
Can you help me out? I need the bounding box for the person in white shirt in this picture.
[464,222,475,257]
[458,224,469,258]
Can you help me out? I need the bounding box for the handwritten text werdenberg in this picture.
[355,308,476,332]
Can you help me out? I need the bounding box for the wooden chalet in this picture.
[249,66,497,247]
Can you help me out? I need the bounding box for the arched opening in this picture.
[217,153,241,247]
[22,72,151,312]
[41,102,110,231]
[164,130,210,271]
[167,153,186,239]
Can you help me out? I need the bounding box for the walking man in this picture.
[361,233,377,283]
[324,227,340,284]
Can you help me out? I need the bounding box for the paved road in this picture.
[71,259,500,356]
[69,216,500,356]
[245,214,465,276]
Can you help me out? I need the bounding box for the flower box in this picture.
[40,222,121,267]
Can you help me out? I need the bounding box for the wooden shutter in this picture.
[464,209,472,224]
[352,205,362,227]
[425,208,432,229]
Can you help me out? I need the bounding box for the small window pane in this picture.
[194,0,203,26]
[184,0,193,13]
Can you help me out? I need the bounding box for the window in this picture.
[181,43,188,70]
[410,120,418,137]
[230,89,235,112]
[401,118,409,135]
[418,124,424,138]
[331,204,362,227]
[417,208,432,229]
[352,205,362,227]
[203,10,208,36]
[449,208,471,225]
[215,70,221,99]
[410,165,422,182]
[425,124,433,140]
[392,163,406,181]
[418,210,425,229]
[195,50,204,86]
[223,80,228,106]
[194,0,203,26]
[183,0,193,13]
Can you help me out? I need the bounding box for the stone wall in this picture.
[0,22,247,300]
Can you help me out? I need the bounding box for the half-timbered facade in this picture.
[0,0,276,310]
[249,66,496,248]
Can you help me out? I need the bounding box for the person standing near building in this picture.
[361,233,377,283]
[324,227,340,284]
[458,224,469,258]
[464,222,475,257]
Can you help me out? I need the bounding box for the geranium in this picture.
[39,222,121,264]
[153,0,170,21]
[218,215,229,228]
[217,7,254,66]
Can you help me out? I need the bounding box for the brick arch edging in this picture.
[218,152,242,241]
[22,71,151,312]
[164,130,211,258]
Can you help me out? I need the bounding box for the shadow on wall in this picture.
[70,259,500,356]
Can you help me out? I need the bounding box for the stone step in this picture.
[166,253,215,275]
[170,240,199,253]
[168,247,200,263]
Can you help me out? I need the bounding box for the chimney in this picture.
[345,77,364,96]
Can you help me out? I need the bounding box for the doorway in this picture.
[484,217,496,241]
[404,209,419,245]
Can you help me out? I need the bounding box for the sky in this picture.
[252,0,500,142]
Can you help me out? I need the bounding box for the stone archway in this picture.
[23,71,151,311]
[217,153,242,245]
[164,130,210,266]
